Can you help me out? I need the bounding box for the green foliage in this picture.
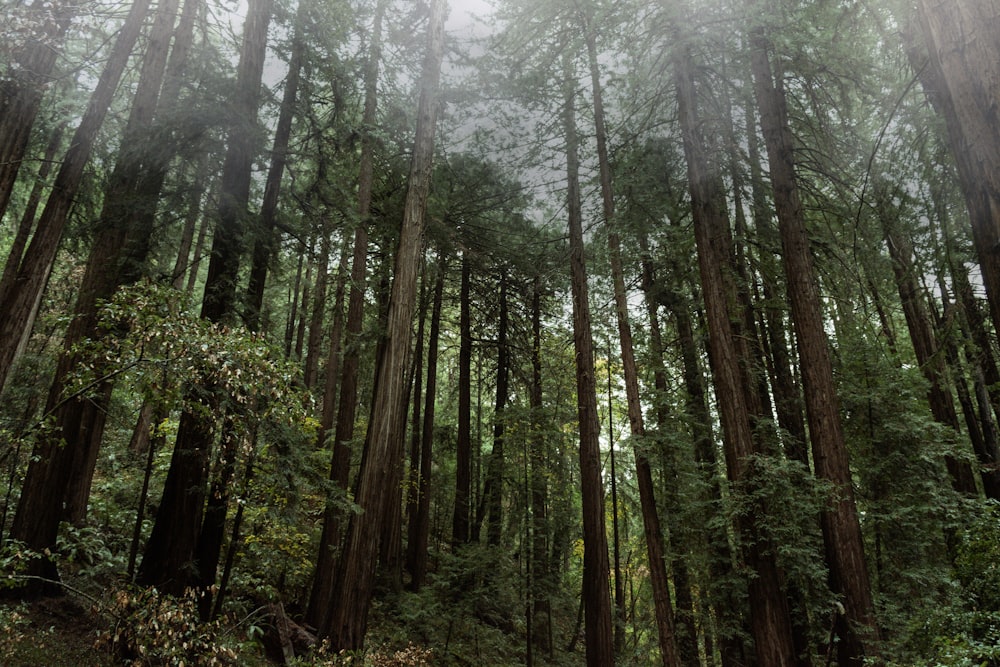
[885,502,1000,666]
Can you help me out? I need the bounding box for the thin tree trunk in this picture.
[304,230,331,388]
[562,45,615,667]
[322,0,445,648]
[306,0,385,630]
[479,271,509,546]
[880,204,978,494]
[244,4,306,328]
[529,273,552,655]
[452,254,473,546]
[581,10,679,663]
[409,253,445,590]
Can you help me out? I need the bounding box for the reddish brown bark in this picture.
[321,0,445,648]
[562,46,615,667]
[748,24,879,664]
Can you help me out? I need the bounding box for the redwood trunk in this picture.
[582,12,680,663]
[674,40,798,666]
[306,0,384,628]
[562,46,615,667]
[321,0,445,648]
[748,24,878,664]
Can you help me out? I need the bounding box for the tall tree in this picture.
[320,0,447,648]
[747,17,879,663]
[137,0,275,595]
[306,0,386,628]
[562,44,615,667]
[673,38,799,665]
[909,0,1000,340]
[0,0,153,393]
[579,5,681,663]
[0,0,76,222]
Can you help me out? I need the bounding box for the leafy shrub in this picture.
[96,586,240,666]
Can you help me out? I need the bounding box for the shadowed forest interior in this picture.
[3,0,1000,664]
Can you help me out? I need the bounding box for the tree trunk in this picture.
[529,274,552,655]
[138,0,274,594]
[452,254,473,546]
[748,24,879,664]
[581,10,680,663]
[880,201,978,494]
[0,0,76,222]
[562,45,615,667]
[478,271,509,546]
[0,0,152,393]
[674,39,798,666]
[244,5,306,328]
[908,0,1000,343]
[409,253,445,590]
[304,230,331,388]
[321,0,445,648]
[306,0,385,629]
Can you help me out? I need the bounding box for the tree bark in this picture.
[748,23,879,664]
[306,0,385,629]
[452,254,473,545]
[244,4,306,328]
[408,253,445,590]
[580,9,680,663]
[911,0,1000,344]
[562,45,615,667]
[0,0,152,393]
[0,0,76,222]
[674,39,798,666]
[321,0,445,648]
[138,0,274,594]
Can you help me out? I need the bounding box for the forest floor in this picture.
[1,595,113,666]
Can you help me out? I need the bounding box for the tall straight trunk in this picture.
[479,272,509,546]
[244,2,306,328]
[306,0,385,630]
[0,122,65,294]
[316,236,352,448]
[321,0,445,649]
[581,11,680,664]
[452,254,473,545]
[137,0,274,595]
[409,253,445,590]
[674,40,798,666]
[748,24,879,664]
[405,274,429,580]
[562,46,615,667]
[909,0,1000,340]
[0,0,152,393]
[529,274,552,655]
[745,102,808,464]
[636,235,700,664]
[0,0,76,222]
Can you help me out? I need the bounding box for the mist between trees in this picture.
[2,0,1000,665]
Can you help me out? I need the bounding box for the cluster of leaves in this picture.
[69,280,306,428]
[96,586,241,666]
